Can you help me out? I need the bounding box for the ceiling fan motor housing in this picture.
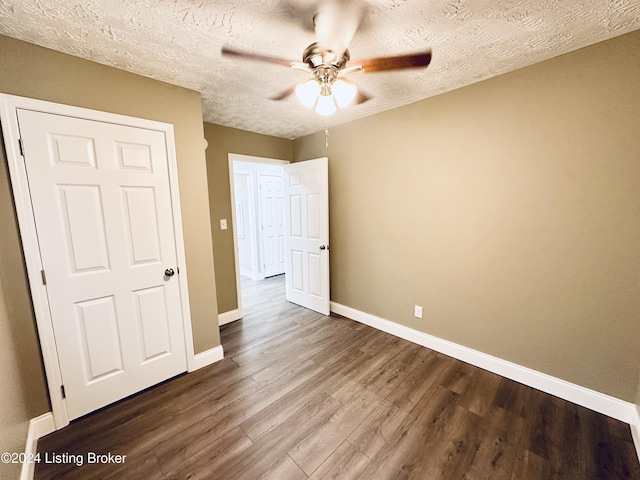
[303,42,350,69]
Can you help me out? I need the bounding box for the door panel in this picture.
[59,184,110,272]
[134,286,172,361]
[50,133,97,167]
[283,157,330,315]
[291,249,304,291]
[17,109,187,420]
[259,174,286,277]
[307,193,320,239]
[76,296,123,381]
[122,186,162,264]
[290,195,302,236]
[116,142,152,171]
[309,253,322,297]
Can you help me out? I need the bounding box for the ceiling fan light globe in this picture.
[332,79,357,108]
[295,80,321,108]
[316,94,337,116]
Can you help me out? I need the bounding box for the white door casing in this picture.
[259,173,285,278]
[283,157,330,315]
[0,95,194,427]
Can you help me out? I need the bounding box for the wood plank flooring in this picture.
[35,275,640,479]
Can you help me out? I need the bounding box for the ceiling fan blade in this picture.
[270,85,297,101]
[348,50,432,73]
[355,88,372,105]
[221,46,295,68]
[314,0,364,54]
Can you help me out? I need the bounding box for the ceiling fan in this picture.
[221,0,432,116]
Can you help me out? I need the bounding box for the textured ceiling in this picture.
[0,1,638,139]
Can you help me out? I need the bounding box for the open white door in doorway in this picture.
[1,96,192,425]
[283,157,330,315]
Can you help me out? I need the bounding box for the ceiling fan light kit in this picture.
[295,79,321,108]
[293,43,357,116]
[315,91,337,116]
[332,79,357,108]
[294,48,358,116]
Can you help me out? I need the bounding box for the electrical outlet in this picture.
[220,219,228,230]
[414,305,423,319]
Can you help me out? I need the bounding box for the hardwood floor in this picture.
[35,275,640,479]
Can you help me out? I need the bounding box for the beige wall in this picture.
[204,123,292,313]
[294,31,640,402]
[1,30,637,476]
[637,375,640,419]
[0,35,219,471]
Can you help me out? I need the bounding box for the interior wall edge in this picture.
[218,309,241,326]
[190,345,225,372]
[203,122,293,313]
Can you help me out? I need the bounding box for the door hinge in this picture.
[60,385,66,399]
[18,138,25,157]
[40,269,47,285]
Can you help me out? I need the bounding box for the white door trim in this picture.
[0,94,195,429]
[233,169,261,281]
[227,154,289,322]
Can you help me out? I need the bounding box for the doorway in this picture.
[228,154,289,324]
[233,160,287,281]
[227,154,331,324]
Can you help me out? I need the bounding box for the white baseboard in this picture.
[218,309,241,326]
[21,412,55,480]
[330,302,637,425]
[631,406,640,463]
[239,268,262,282]
[189,345,224,372]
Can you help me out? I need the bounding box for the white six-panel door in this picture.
[259,173,285,278]
[283,157,330,315]
[16,109,187,420]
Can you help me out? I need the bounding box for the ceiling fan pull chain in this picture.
[325,115,330,149]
